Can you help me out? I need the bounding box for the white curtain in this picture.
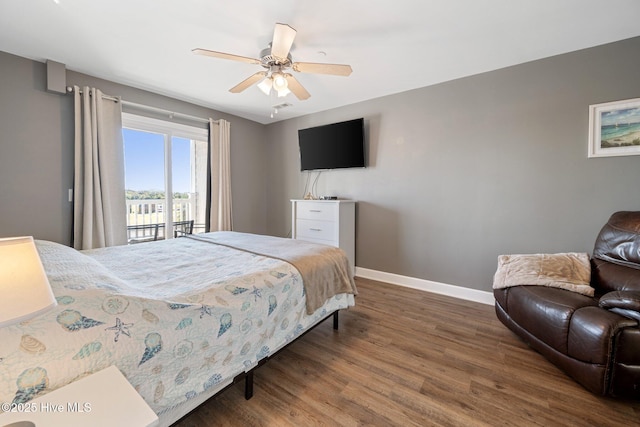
[73,86,127,249]
[208,118,232,231]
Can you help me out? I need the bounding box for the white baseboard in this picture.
[354,267,495,306]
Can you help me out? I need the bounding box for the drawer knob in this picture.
[309,228,323,232]
[309,209,322,213]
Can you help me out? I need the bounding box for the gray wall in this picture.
[264,36,640,292]
[0,51,268,245]
[0,53,74,243]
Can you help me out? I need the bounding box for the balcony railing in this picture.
[126,197,203,242]
[126,198,194,224]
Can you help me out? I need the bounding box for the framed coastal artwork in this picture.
[588,97,640,158]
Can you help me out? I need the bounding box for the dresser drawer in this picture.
[296,202,337,221]
[296,218,336,242]
[295,235,335,247]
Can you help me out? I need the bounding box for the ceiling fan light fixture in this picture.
[257,78,272,95]
[272,73,288,91]
[276,86,291,97]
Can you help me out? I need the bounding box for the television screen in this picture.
[298,118,365,171]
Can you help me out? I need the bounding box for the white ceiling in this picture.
[2,0,640,124]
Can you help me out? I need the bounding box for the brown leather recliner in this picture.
[494,211,640,398]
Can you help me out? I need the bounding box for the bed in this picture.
[0,231,357,426]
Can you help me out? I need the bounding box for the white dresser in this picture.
[291,199,356,276]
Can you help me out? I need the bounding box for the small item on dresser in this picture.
[319,196,338,200]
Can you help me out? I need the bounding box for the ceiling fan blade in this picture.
[284,74,310,100]
[192,48,261,65]
[292,62,353,76]
[271,23,297,61]
[229,72,267,93]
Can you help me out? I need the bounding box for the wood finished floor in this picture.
[173,277,640,426]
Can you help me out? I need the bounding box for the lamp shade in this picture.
[0,236,57,327]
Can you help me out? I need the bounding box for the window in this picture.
[122,113,208,242]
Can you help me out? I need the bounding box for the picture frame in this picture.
[588,97,640,158]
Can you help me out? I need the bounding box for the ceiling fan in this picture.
[193,23,352,100]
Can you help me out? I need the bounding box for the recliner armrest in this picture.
[600,290,640,322]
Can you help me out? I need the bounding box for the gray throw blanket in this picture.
[188,232,357,314]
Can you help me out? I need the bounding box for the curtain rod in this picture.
[66,86,214,124]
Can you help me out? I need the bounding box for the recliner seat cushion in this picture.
[499,286,598,354]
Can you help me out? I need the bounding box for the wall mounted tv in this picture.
[298,118,365,171]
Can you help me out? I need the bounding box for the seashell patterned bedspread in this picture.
[0,234,355,420]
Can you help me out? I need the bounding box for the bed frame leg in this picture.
[244,371,254,400]
[239,310,339,401]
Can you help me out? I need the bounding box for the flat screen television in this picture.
[298,118,365,171]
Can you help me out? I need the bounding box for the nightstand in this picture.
[0,365,158,427]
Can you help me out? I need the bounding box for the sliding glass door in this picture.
[122,113,208,242]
